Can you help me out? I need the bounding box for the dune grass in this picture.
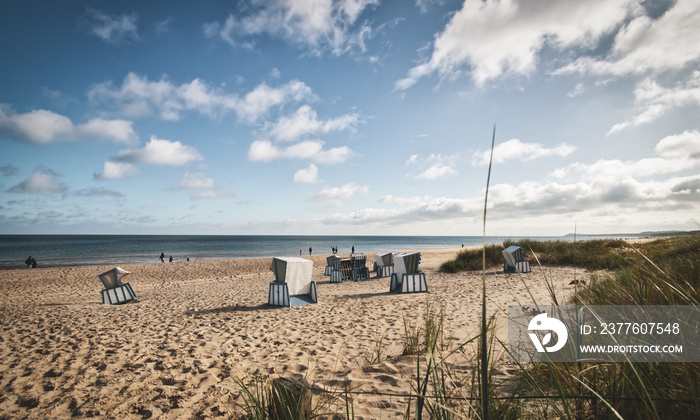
[441,233,700,274]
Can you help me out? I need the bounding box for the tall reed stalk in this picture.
[480,124,497,420]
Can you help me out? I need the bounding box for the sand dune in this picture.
[0,248,597,418]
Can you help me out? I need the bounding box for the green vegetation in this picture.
[441,233,700,273]
[234,233,700,419]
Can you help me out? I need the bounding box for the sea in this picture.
[0,234,645,269]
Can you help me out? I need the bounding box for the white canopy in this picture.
[269,257,313,295]
[393,252,421,276]
[374,252,393,267]
[98,267,130,289]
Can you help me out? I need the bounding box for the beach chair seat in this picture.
[269,281,318,307]
[502,246,532,273]
[352,266,370,281]
[98,267,137,305]
[330,270,343,283]
[390,272,428,293]
[376,265,394,278]
[268,257,317,307]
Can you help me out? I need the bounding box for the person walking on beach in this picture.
[160,252,165,263]
[352,246,355,254]
[25,256,32,269]
[169,255,173,263]
[30,257,37,268]
[309,247,312,255]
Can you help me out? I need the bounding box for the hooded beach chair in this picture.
[502,246,532,273]
[330,257,353,283]
[324,255,339,276]
[351,254,370,281]
[374,252,394,278]
[98,267,137,304]
[268,257,318,307]
[390,252,428,293]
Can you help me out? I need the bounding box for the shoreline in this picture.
[0,247,605,418]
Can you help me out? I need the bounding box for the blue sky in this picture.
[1,0,699,236]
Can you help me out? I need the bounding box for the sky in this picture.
[1,0,699,236]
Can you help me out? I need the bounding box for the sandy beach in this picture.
[0,248,597,419]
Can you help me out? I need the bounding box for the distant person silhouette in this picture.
[160,252,165,263]
[309,247,312,255]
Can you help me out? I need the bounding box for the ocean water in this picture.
[0,234,642,269]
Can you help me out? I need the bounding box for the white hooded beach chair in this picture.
[502,246,531,273]
[390,252,428,293]
[268,257,318,307]
[98,267,137,305]
[374,252,394,278]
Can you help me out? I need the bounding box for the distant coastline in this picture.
[564,230,699,238]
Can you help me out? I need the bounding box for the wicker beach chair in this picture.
[351,254,370,281]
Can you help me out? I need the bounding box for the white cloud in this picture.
[415,163,457,180]
[180,172,215,189]
[94,161,139,180]
[567,83,585,98]
[655,130,700,159]
[203,0,378,56]
[267,105,361,142]
[310,183,368,207]
[178,172,232,200]
[396,0,636,89]
[327,195,478,225]
[472,139,575,166]
[88,73,314,122]
[322,130,700,231]
[608,71,700,133]
[86,8,139,44]
[407,153,459,180]
[294,164,319,183]
[0,105,136,144]
[248,139,353,164]
[116,136,202,166]
[8,171,68,194]
[590,131,699,179]
[554,0,700,78]
[190,190,234,200]
[75,118,137,143]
